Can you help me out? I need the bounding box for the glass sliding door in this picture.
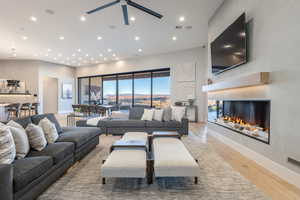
[78,78,90,104]
[103,76,117,105]
[152,71,171,108]
[134,72,151,107]
[118,74,133,110]
[90,77,102,105]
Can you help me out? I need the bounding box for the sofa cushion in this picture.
[57,127,100,149]
[13,117,32,129]
[164,120,181,128]
[106,120,146,128]
[13,156,53,192]
[146,120,165,128]
[31,114,63,134]
[27,142,74,164]
[129,107,145,120]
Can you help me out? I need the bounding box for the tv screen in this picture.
[211,13,247,75]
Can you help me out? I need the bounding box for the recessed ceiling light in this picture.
[78,57,82,60]
[104,57,107,61]
[138,48,142,52]
[80,15,86,22]
[107,48,112,52]
[22,36,28,40]
[58,53,62,57]
[85,54,89,57]
[78,63,81,66]
[77,49,81,52]
[172,36,177,41]
[72,53,76,57]
[99,53,103,57]
[66,57,70,60]
[234,52,242,56]
[45,54,49,57]
[59,36,65,40]
[135,36,140,41]
[130,16,136,21]
[239,32,246,37]
[97,36,102,40]
[47,48,52,52]
[54,57,57,60]
[13,53,17,57]
[30,16,37,22]
[179,16,185,22]
[34,53,39,57]
[112,53,116,57]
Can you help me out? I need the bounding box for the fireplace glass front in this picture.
[208,100,270,144]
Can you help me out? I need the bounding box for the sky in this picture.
[103,77,170,96]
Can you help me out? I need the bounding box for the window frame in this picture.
[77,68,170,107]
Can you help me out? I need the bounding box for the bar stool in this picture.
[5,103,21,120]
[96,105,106,116]
[20,103,31,117]
[30,103,39,115]
[80,105,90,117]
[72,104,81,113]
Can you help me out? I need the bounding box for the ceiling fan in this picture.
[86,0,163,25]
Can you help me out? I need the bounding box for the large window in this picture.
[152,71,171,108]
[118,74,133,109]
[77,68,170,108]
[134,72,151,107]
[103,76,117,105]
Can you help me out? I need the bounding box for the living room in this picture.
[1,0,300,200]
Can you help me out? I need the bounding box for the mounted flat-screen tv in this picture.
[211,13,247,75]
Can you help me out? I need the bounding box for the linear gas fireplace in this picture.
[208,100,270,144]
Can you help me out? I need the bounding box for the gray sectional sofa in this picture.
[77,107,189,135]
[0,114,101,200]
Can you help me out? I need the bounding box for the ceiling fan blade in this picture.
[87,0,121,14]
[122,5,129,25]
[127,0,163,19]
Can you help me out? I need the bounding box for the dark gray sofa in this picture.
[77,107,189,135]
[0,114,101,200]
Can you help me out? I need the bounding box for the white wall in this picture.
[76,47,208,122]
[42,77,58,113]
[208,0,300,175]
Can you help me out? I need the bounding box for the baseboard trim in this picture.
[209,128,300,189]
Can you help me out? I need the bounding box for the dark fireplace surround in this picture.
[208,100,271,144]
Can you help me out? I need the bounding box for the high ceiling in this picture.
[0,0,223,67]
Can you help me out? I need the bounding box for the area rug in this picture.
[38,134,270,200]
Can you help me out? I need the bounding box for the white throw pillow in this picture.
[7,120,24,129]
[171,106,186,122]
[7,126,30,159]
[0,126,16,164]
[153,109,164,121]
[39,118,59,144]
[141,109,154,121]
[25,124,47,151]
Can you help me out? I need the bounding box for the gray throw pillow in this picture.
[25,124,47,151]
[6,121,30,159]
[0,126,16,164]
[163,107,172,121]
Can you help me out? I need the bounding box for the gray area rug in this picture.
[38,134,270,200]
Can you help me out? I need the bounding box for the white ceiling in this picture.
[0,0,223,67]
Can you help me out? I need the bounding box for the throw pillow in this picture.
[171,106,186,122]
[25,124,47,151]
[163,107,172,121]
[38,118,59,144]
[7,126,30,159]
[153,109,164,121]
[0,126,16,164]
[7,120,24,129]
[141,109,154,121]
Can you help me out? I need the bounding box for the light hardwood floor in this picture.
[190,122,300,200]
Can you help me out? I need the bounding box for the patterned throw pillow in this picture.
[38,118,59,144]
[25,124,47,151]
[171,106,186,122]
[0,126,16,164]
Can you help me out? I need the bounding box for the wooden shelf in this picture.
[202,72,270,92]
